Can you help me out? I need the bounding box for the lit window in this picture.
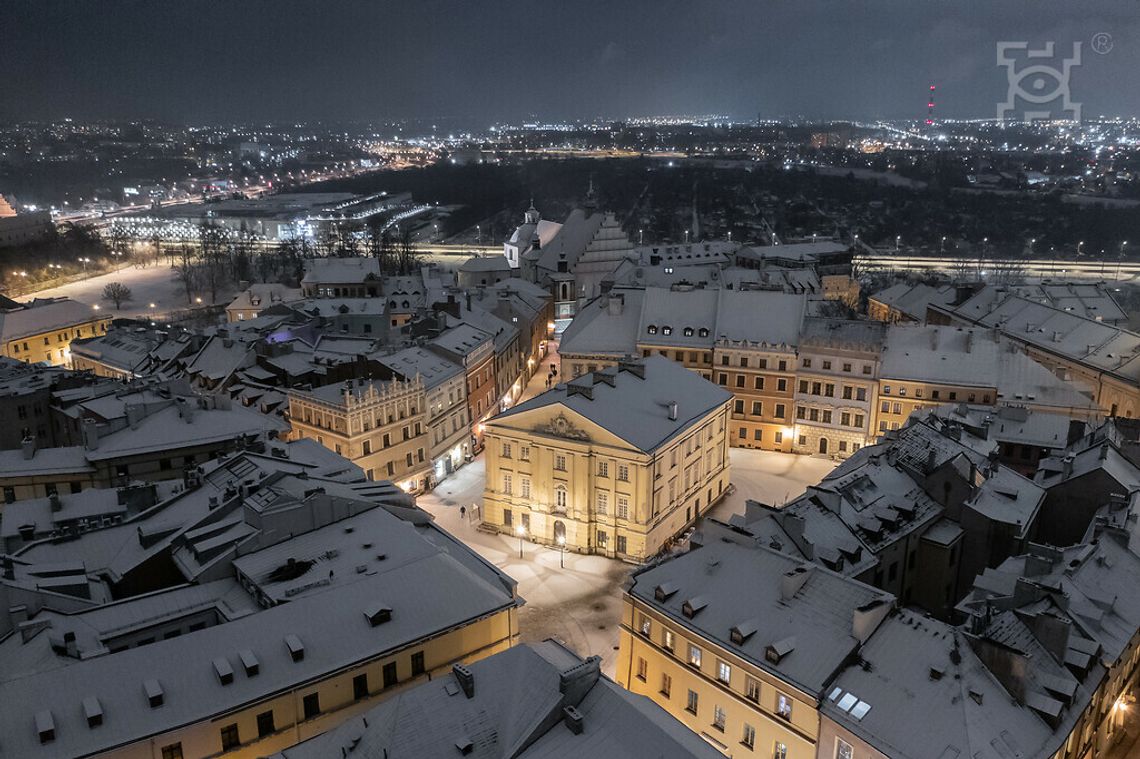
[663,629,675,652]
[776,693,793,720]
[689,645,702,668]
[717,660,731,685]
[774,742,788,759]
[639,614,651,637]
[835,738,854,759]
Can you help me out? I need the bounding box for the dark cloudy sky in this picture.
[1,0,1138,124]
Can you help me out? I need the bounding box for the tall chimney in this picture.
[668,401,678,421]
[21,436,36,460]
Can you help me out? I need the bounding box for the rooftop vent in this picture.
[453,663,475,698]
[213,657,235,685]
[929,665,945,681]
[455,738,474,755]
[36,710,55,744]
[285,634,305,662]
[239,649,259,677]
[144,679,164,708]
[681,596,708,619]
[364,604,393,627]
[83,697,103,728]
[563,705,584,735]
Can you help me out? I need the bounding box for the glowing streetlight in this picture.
[557,535,566,568]
[516,524,525,559]
[941,236,947,253]
[895,235,901,252]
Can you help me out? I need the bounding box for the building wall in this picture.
[873,379,996,437]
[792,347,878,458]
[3,316,112,367]
[86,606,518,759]
[481,403,730,562]
[288,380,431,492]
[617,597,819,759]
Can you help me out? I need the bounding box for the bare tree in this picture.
[197,221,229,304]
[174,241,198,304]
[102,282,132,310]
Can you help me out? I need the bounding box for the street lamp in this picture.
[557,535,566,568]
[940,236,947,253]
[516,524,525,559]
[895,235,901,252]
[639,228,644,245]
[685,229,691,243]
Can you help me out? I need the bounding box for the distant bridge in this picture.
[855,254,1140,283]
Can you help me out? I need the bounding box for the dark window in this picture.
[220,723,240,751]
[617,535,628,554]
[411,651,425,676]
[888,562,898,581]
[161,744,184,759]
[383,661,398,688]
[353,673,369,700]
[302,692,321,720]
[256,710,275,738]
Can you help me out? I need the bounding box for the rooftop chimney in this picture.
[780,565,812,601]
[81,419,100,451]
[21,435,35,460]
[668,401,678,421]
[453,663,475,698]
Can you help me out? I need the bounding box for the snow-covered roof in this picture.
[0,297,104,342]
[630,539,892,696]
[277,641,724,759]
[300,256,381,284]
[880,326,1000,388]
[490,356,731,452]
[0,503,520,758]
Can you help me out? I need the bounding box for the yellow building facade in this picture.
[482,358,732,562]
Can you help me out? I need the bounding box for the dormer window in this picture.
[647,325,658,335]
[662,326,673,336]
[698,328,709,338]
[683,327,694,337]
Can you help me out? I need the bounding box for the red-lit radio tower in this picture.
[926,84,936,126]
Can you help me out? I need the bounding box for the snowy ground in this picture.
[21,262,238,320]
[418,344,838,674]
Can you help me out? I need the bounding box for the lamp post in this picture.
[895,235,901,253]
[940,236,947,253]
[516,524,525,559]
[1118,241,1128,281]
[639,228,644,245]
[557,535,566,568]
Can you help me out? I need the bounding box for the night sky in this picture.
[2,0,1138,124]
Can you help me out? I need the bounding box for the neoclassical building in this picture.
[481,356,732,562]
